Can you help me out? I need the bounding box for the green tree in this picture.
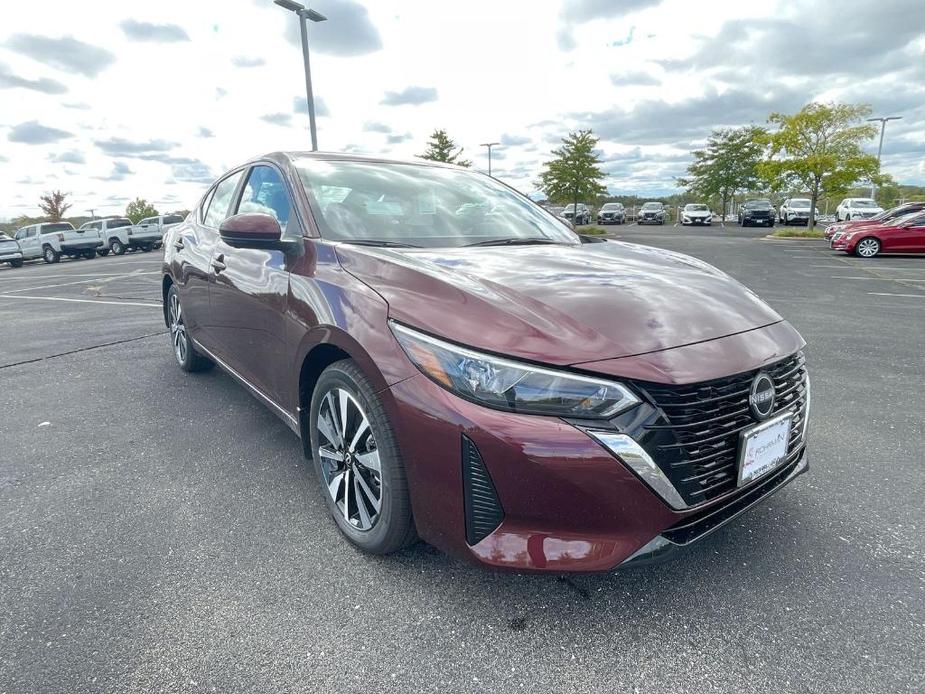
[538,129,607,219]
[125,198,159,224]
[418,129,471,167]
[678,126,765,225]
[38,190,72,221]
[759,103,882,228]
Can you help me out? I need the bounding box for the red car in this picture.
[832,212,925,257]
[162,152,809,572]
[824,201,925,240]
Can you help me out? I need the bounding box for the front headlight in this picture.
[390,322,640,418]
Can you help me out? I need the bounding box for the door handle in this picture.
[211,254,226,273]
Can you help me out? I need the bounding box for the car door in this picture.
[209,163,296,404]
[176,170,245,350]
[891,215,925,252]
[19,227,40,259]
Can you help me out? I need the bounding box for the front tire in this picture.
[166,285,213,372]
[97,249,110,257]
[309,360,416,555]
[855,237,880,258]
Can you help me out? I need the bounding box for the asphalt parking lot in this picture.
[1,232,923,693]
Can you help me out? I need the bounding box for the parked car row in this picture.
[2,215,185,268]
[825,202,925,257]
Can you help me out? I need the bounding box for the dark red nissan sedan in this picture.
[162,152,810,572]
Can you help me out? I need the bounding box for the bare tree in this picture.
[39,190,72,221]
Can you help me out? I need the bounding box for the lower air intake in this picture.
[461,435,504,545]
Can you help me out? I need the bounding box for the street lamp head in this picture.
[480,142,501,147]
[303,8,327,22]
[274,0,305,12]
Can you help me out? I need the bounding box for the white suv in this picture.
[779,198,819,225]
[14,222,103,263]
[836,198,884,222]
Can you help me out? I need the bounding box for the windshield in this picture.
[886,212,924,227]
[39,222,75,233]
[641,202,661,210]
[163,215,184,224]
[295,159,579,248]
[747,200,772,208]
[852,200,877,208]
[601,203,622,210]
[685,204,709,211]
[790,199,811,207]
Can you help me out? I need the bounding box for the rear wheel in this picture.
[855,237,880,258]
[97,249,110,257]
[309,360,416,554]
[166,285,213,372]
[10,259,23,268]
[43,246,60,264]
[111,239,125,255]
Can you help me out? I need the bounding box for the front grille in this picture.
[635,352,808,506]
[461,436,504,545]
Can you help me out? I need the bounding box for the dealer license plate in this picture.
[737,413,792,486]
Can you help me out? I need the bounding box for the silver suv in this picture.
[14,222,103,263]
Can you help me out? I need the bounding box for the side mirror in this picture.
[219,212,296,251]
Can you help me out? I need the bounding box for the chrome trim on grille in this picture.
[586,431,688,510]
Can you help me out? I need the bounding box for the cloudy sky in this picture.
[1,0,924,219]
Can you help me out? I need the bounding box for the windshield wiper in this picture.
[340,239,422,248]
[464,237,561,247]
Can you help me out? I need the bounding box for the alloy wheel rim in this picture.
[168,293,188,364]
[858,239,878,257]
[316,388,382,531]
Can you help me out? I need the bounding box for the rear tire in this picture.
[309,360,416,555]
[166,284,213,372]
[10,259,23,268]
[43,246,60,264]
[97,249,110,257]
[111,239,125,255]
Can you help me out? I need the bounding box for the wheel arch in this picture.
[162,275,174,327]
[295,328,393,457]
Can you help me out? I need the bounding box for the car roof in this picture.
[266,150,472,171]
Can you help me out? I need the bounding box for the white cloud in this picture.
[0,0,923,219]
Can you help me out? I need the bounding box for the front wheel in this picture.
[309,360,416,555]
[855,237,880,258]
[166,285,213,372]
[97,249,110,257]
[82,249,95,259]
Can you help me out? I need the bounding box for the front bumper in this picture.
[387,360,808,573]
[621,450,808,566]
[0,251,23,261]
[682,216,711,224]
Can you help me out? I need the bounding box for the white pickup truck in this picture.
[132,214,185,250]
[81,214,185,255]
[14,222,103,263]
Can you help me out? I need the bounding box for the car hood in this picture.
[336,240,783,366]
[684,210,710,215]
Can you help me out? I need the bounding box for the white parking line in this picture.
[867,292,925,298]
[830,276,925,282]
[0,271,160,294]
[0,294,161,307]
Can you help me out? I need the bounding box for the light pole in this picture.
[274,0,327,152]
[480,142,500,177]
[866,115,901,199]
[88,209,96,220]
